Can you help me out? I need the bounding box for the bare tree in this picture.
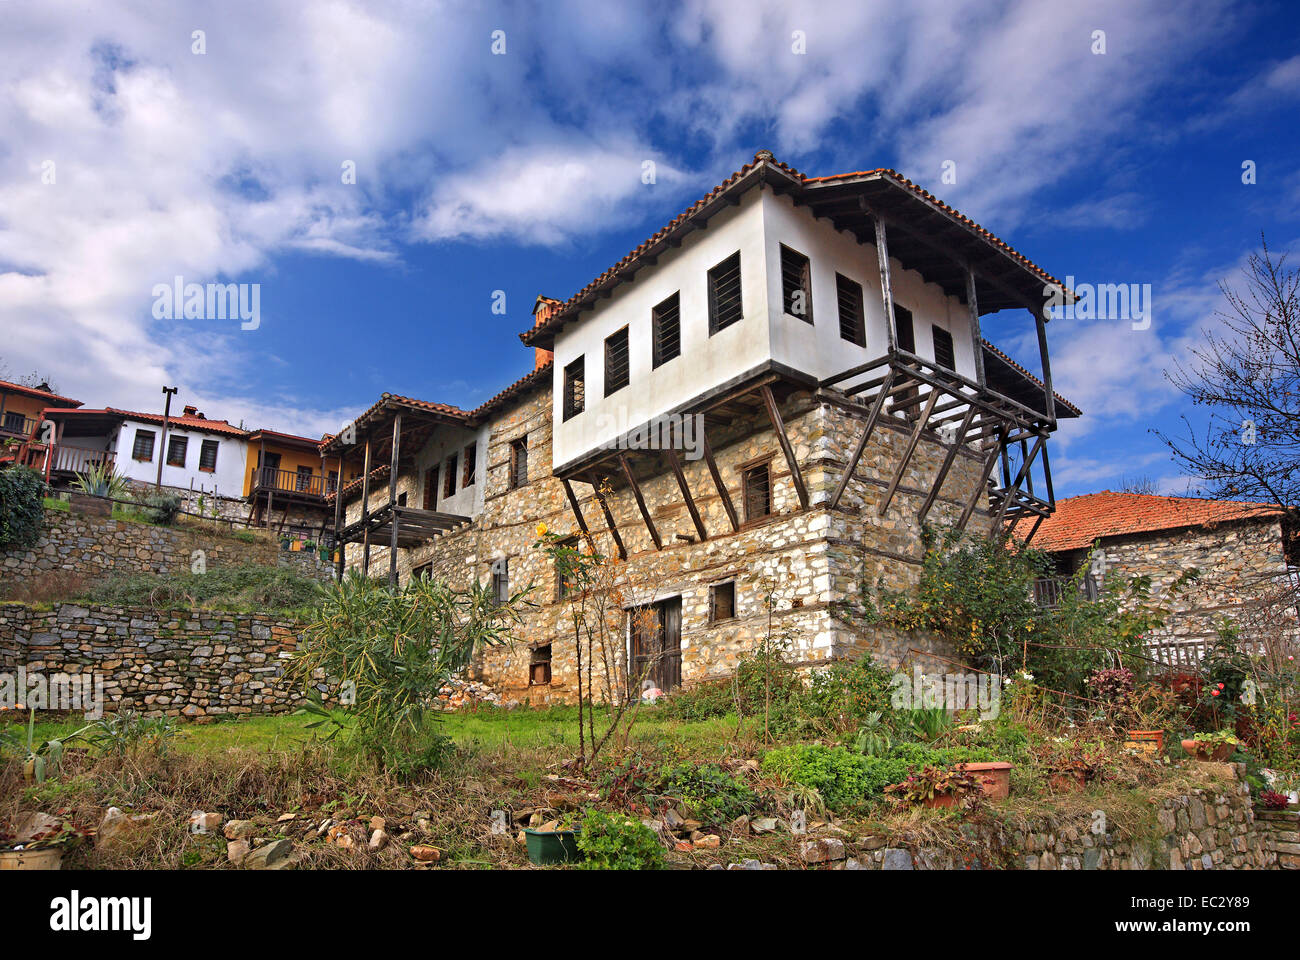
[0,357,60,394]
[1115,474,1158,495]
[1157,237,1300,512]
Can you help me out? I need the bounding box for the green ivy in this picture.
[576,809,665,870]
[0,465,47,549]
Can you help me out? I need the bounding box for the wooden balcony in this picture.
[0,414,39,441]
[50,444,115,476]
[251,465,335,500]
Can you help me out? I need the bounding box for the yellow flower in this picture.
[535,522,548,537]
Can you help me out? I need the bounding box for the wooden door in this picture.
[629,597,682,694]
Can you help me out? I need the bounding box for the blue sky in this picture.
[1,0,1297,498]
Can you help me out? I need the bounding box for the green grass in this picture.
[42,496,70,512]
[4,703,746,758]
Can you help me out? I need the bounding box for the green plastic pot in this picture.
[524,828,581,865]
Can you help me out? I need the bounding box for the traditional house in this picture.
[39,404,249,496]
[243,429,360,541]
[325,152,1080,703]
[1030,491,1299,665]
[0,379,81,445]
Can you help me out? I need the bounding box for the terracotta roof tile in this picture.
[1030,491,1284,553]
[0,378,81,407]
[982,340,1082,417]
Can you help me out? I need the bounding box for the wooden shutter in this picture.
[932,325,956,371]
[604,327,629,396]
[652,292,681,367]
[780,244,813,323]
[563,358,585,420]
[707,252,743,334]
[836,273,866,346]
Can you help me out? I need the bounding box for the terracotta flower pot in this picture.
[1124,730,1164,755]
[1182,739,1234,762]
[957,761,1012,800]
[920,790,960,809]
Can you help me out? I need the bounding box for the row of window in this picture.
[419,436,530,509]
[131,429,219,471]
[561,247,959,421]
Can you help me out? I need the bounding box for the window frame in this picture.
[165,434,188,468]
[604,326,630,397]
[197,438,219,473]
[741,459,773,524]
[509,437,528,490]
[563,356,585,420]
[462,443,476,487]
[444,453,457,499]
[779,243,813,324]
[132,429,156,462]
[931,324,956,371]
[707,251,743,335]
[651,292,681,368]
[709,581,737,623]
[836,272,866,347]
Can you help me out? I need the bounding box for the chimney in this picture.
[532,296,561,370]
[182,405,197,417]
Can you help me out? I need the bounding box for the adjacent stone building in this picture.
[1030,491,1299,663]
[325,152,1081,704]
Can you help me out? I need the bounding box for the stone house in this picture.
[1030,491,1299,664]
[323,151,1080,704]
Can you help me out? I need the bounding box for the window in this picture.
[423,465,438,510]
[197,439,219,472]
[652,292,681,367]
[132,429,156,461]
[444,453,457,499]
[894,304,915,352]
[166,435,187,467]
[328,470,339,495]
[563,357,585,420]
[707,252,743,334]
[3,411,24,433]
[491,558,509,605]
[743,462,772,522]
[412,562,433,581]
[604,326,630,396]
[397,491,408,506]
[463,443,476,487]
[555,536,579,600]
[510,438,528,489]
[836,273,866,346]
[932,325,956,371]
[296,465,312,491]
[709,581,736,623]
[780,244,813,323]
[530,644,552,686]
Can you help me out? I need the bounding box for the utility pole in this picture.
[156,385,178,488]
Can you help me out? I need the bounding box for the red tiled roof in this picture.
[326,463,391,503]
[521,150,1070,348]
[1030,491,1285,553]
[0,378,81,407]
[48,406,249,438]
[470,361,552,420]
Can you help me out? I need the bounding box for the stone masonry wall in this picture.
[0,602,305,718]
[341,382,992,704]
[0,506,334,590]
[816,765,1285,870]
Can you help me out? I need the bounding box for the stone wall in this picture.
[810,765,1287,870]
[0,506,334,589]
[341,382,989,704]
[1256,809,1300,869]
[0,602,305,718]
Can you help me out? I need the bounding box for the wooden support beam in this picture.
[701,430,740,533]
[619,454,661,550]
[877,388,940,516]
[360,433,372,576]
[989,434,1045,536]
[918,403,978,522]
[830,369,895,509]
[333,453,345,580]
[965,267,986,388]
[388,412,402,587]
[667,447,708,542]
[586,474,626,560]
[760,384,810,510]
[870,209,898,353]
[561,478,590,536]
[955,434,1004,533]
[1035,311,1056,423]
[1021,513,1046,545]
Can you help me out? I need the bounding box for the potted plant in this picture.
[955,761,1013,800]
[523,816,582,865]
[0,817,90,870]
[1181,730,1241,762]
[885,766,984,809]
[1042,739,1105,792]
[1124,730,1165,755]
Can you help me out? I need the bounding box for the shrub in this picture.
[132,490,182,525]
[762,742,999,810]
[0,465,47,549]
[803,655,896,728]
[577,810,665,870]
[654,761,758,824]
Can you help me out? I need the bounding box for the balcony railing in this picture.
[51,444,115,475]
[1032,575,1100,609]
[253,465,335,498]
[0,414,39,439]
